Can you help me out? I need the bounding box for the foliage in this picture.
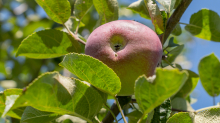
[1,0,220,123]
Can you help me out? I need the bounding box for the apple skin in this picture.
[85,20,162,96]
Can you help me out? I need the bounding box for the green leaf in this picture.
[93,0,119,24]
[162,44,184,67]
[171,97,194,112]
[21,106,59,123]
[156,0,176,14]
[198,53,220,97]
[23,19,54,38]
[195,108,220,122]
[0,62,6,75]
[16,29,82,59]
[172,24,182,36]
[174,70,199,98]
[167,112,193,123]
[135,68,188,118]
[74,0,93,21]
[151,99,171,123]
[35,0,71,24]
[167,37,179,47]
[185,9,220,42]
[144,0,165,34]
[3,72,104,122]
[167,44,184,62]
[127,110,147,123]
[59,53,121,96]
[0,89,24,119]
[127,0,151,20]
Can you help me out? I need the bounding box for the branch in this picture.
[102,101,120,123]
[162,0,192,44]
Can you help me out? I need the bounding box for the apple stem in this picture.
[103,103,118,123]
[114,96,128,123]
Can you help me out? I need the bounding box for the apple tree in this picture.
[0,0,220,123]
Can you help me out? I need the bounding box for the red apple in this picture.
[85,20,162,96]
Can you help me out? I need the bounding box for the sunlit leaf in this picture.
[185,9,220,42]
[167,112,193,123]
[16,29,82,59]
[156,0,176,14]
[144,0,165,34]
[195,108,220,122]
[74,0,93,21]
[135,68,188,121]
[3,72,104,122]
[93,0,118,24]
[0,89,25,119]
[35,0,71,24]
[59,53,121,96]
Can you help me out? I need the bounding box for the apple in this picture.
[85,20,162,96]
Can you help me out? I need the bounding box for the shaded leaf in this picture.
[171,97,194,112]
[93,0,118,25]
[135,68,188,121]
[185,9,220,42]
[59,53,121,96]
[167,44,184,62]
[144,0,165,34]
[198,53,220,97]
[167,37,179,47]
[127,110,147,123]
[174,70,199,98]
[127,0,151,19]
[21,106,59,123]
[172,24,182,36]
[35,0,71,24]
[74,0,93,21]
[3,72,104,122]
[156,0,176,14]
[16,29,82,59]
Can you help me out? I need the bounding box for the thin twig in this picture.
[63,24,86,45]
[114,96,128,123]
[75,20,80,35]
[162,0,192,44]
